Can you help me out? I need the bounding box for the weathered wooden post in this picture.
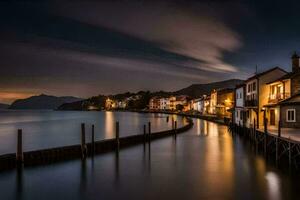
[81,123,87,158]
[116,121,120,151]
[289,139,292,166]
[16,129,23,164]
[254,119,257,150]
[143,124,146,143]
[278,120,281,137]
[172,118,174,130]
[92,124,95,155]
[275,137,278,163]
[174,121,177,140]
[148,122,151,142]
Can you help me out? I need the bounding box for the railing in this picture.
[245,99,258,107]
[268,93,290,103]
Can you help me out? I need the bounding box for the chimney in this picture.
[292,52,300,73]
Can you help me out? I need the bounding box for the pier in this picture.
[229,122,300,169]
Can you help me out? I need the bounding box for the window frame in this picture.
[286,109,296,122]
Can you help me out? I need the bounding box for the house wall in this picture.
[235,87,244,107]
[235,108,244,126]
[210,91,217,114]
[246,79,258,100]
[291,73,300,95]
[216,91,234,117]
[280,105,300,128]
[258,69,287,128]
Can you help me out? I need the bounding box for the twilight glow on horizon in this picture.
[1,0,300,104]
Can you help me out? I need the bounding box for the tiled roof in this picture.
[246,67,287,81]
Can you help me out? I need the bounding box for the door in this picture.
[270,109,275,126]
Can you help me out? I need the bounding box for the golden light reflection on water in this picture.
[104,111,115,139]
[265,172,281,200]
[201,120,234,195]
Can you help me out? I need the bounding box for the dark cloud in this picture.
[1,0,299,103]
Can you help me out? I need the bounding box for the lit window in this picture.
[286,109,296,122]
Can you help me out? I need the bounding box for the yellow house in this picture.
[244,67,287,128]
[264,53,300,128]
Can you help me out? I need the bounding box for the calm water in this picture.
[0,118,299,200]
[0,110,185,154]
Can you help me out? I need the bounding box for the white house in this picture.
[159,98,170,110]
[235,84,245,126]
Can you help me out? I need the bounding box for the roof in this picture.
[267,72,299,84]
[279,93,300,105]
[246,67,287,81]
[235,83,245,89]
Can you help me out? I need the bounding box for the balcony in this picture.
[245,99,258,107]
[268,93,290,104]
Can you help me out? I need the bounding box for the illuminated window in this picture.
[286,109,296,122]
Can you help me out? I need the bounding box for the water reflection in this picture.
[105,111,115,139]
[1,118,299,200]
[15,166,23,200]
[265,172,281,200]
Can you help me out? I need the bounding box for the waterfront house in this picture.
[234,84,246,126]
[244,67,287,128]
[192,98,202,112]
[149,97,160,110]
[209,88,235,118]
[203,95,211,114]
[159,97,170,110]
[264,53,300,128]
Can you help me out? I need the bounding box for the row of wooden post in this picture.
[15,116,178,163]
[233,117,294,167]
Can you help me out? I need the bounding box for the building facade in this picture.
[235,84,245,126]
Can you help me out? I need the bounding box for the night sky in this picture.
[1,0,300,104]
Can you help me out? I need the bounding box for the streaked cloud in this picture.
[56,1,242,72]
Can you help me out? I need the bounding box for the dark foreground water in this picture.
[0,118,299,200]
[0,110,184,154]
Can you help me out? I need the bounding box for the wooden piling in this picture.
[16,129,23,164]
[174,121,177,139]
[289,138,292,167]
[116,121,120,150]
[143,124,146,143]
[275,137,278,163]
[148,122,151,142]
[92,124,95,155]
[81,123,87,158]
[278,120,281,137]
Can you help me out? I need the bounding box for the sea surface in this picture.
[0,110,185,154]
[0,118,299,200]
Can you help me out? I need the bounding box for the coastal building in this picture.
[244,67,287,128]
[105,98,116,109]
[203,95,211,114]
[169,96,176,110]
[209,88,235,118]
[159,97,170,110]
[192,98,202,112]
[234,84,246,126]
[149,97,160,110]
[264,53,300,128]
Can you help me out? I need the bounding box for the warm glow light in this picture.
[0,92,36,104]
